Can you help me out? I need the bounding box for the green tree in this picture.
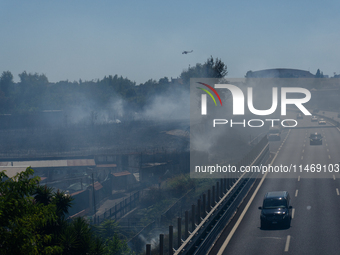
[0,71,13,96]
[34,184,54,205]
[180,56,228,84]
[0,167,106,255]
[59,217,104,255]
[245,70,253,78]
[315,69,324,78]
[93,219,134,255]
[15,71,49,112]
[103,234,133,255]
[0,71,14,113]
[0,167,61,254]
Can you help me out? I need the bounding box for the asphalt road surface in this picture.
[210,113,340,255]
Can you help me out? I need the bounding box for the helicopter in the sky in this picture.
[182,50,193,54]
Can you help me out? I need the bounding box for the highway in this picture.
[210,112,340,255]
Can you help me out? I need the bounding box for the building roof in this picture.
[13,160,68,167]
[88,181,103,191]
[246,68,315,78]
[1,159,96,168]
[111,171,131,177]
[96,164,117,168]
[71,189,87,196]
[133,173,140,182]
[142,162,167,168]
[67,159,96,166]
[0,167,28,178]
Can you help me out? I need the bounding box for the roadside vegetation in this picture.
[136,174,216,227]
[0,167,134,255]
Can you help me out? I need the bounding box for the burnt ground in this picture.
[0,120,190,159]
[0,118,267,163]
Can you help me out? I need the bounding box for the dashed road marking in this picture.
[301,156,303,160]
[295,190,298,197]
[284,235,291,252]
[329,155,331,159]
[337,188,339,196]
[333,175,336,180]
[298,176,300,182]
[292,208,295,219]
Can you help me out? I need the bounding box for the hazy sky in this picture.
[1,1,340,84]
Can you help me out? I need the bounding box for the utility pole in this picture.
[92,172,96,219]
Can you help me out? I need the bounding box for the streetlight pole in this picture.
[92,172,96,220]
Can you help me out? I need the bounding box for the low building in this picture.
[111,171,136,190]
[246,68,315,78]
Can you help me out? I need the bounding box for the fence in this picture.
[91,191,140,225]
[160,189,194,225]
[141,135,270,254]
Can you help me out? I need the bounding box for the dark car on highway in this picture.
[310,132,322,145]
[259,191,292,229]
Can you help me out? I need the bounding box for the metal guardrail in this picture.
[174,141,269,255]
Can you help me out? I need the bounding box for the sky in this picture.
[1,0,340,84]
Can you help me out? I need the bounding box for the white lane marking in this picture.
[295,190,298,197]
[327,149,329,152]
[301,156,303,160]
[336,188,339,196]
[284,235,291,252]
[329,155,331,159]
[333,175,336,180]
[257,237,283,240]
[298,176,300,182]
[217,129,292,255]
[303,144,305,147]
[326,144,328,146]
[292,208,295,219]
[302,149,304,153]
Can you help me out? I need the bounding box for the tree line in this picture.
[0,56,227,114]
